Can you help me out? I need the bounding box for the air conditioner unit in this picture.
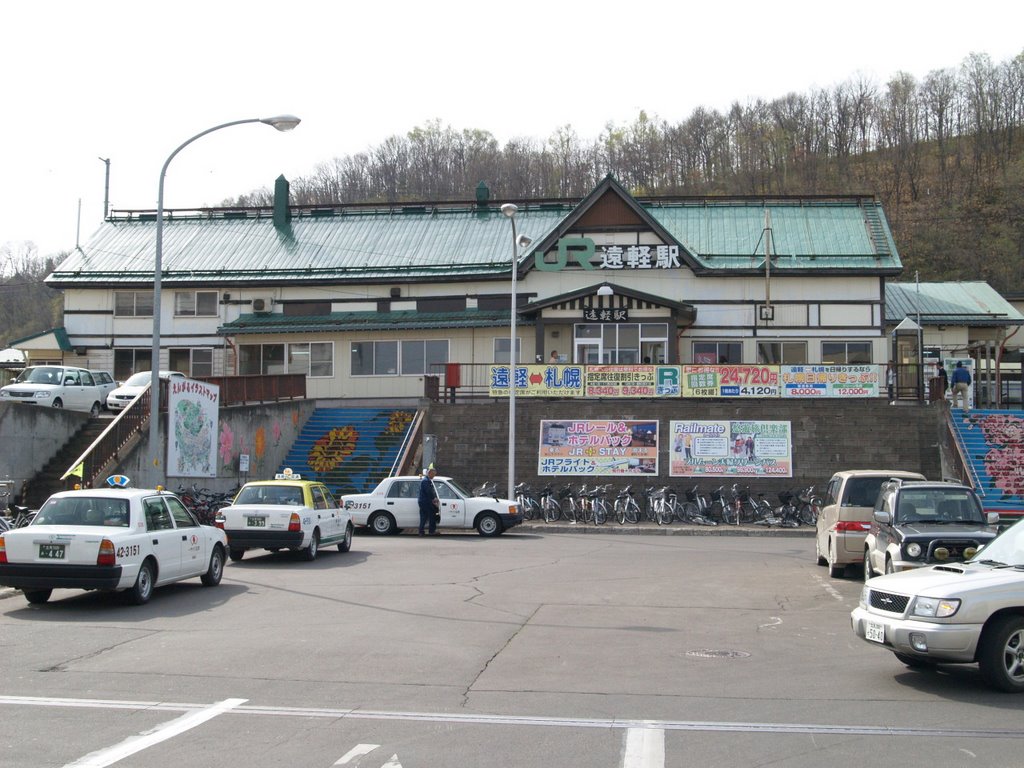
[251,295,273,314]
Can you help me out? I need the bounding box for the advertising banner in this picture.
[489,365,584,397]
[681,365,780,398]
[167,378,220,477]
[539,419,659,475]
[584,365,682,397]
[669,420,792,477]
[779,365,881,398]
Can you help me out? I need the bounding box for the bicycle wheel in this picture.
[679,501,698,523]
[626,500,640,524]
[644,500,658,523]
[615,498,627,525]
[593,500,607,525]
[581,502,595,524]
[543,498,561,523]
[656,500,672,526]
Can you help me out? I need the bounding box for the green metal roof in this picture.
[47,178,902,288]
[885,282,1024,327]
[8,326,73,351]
[217,309,518,335]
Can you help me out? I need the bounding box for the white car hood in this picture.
[867,562,1024,596]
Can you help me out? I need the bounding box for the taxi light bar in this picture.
[0,536,6,564]
[106,475,131,488]
[288,513,301,532]
[275,468,302,481]
[97,538,116,567]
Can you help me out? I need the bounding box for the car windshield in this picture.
[234,485,304,505]
[895,488,985,524]
[122,372,153,386]
[446,478,472,498]
[843,477,890,507]
[15,366,63,385]
[32,496,130,527]
[968,518,1024,566]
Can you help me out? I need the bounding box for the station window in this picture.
[493,337,522,364]
[174,291,219,317]
[822,341,872,364]
[113,349,152,380]
[692,341,741,364]
[757,341,807,364]
[238,342,332,377]
[350,340,447,376]
[114,291,153,317]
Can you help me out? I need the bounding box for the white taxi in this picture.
[342,475,521,536]
[0,476,228,605]
[217,470,353,562]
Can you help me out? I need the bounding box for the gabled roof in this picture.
[47,178,902,288]
[520,281,697,325]
[885,282,1024,327]
[8,327,72,351]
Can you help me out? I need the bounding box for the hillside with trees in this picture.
[232,50,1024,294]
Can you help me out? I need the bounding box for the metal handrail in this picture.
[389,410,424,477]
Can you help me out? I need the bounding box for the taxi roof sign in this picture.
[105,475,131,488]
[274,469,302,480]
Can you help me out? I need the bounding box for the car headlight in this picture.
[35,391,51,399]
[912,596,960,618]
[905,542,923,558]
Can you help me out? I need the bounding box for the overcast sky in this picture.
[2,0,1022,262]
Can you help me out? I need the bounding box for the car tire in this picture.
[884,557,895,574]
[815,533,827,566]
[338,523,353,552]
[89,401,101,418]
[23,589,52,604]
[476,512,502,537]
[201,545,225,587]
[301,529,319,561]
[369,512,397,536]
[828,542,845,578]
[863,549,875,581]
[52,398,64,409]
[894,652,937,669]
[229,548,245,562]
[128,559,155,605]
[978,615,1024,692]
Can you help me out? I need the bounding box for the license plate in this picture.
[247,517,266,527]
[865,621,886,644]
[39,544,66,560]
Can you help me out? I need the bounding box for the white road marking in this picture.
[623,726,665,768]
[335,743,380,764]
[814,574,845,602]
[3,695,1022,741]
[757,616,783,631]
[380,755,403,768]
[62,697,247,768]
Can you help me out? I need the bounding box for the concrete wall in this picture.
[0,402,87,497]
[425,399,945,500]
[113,399,317,492]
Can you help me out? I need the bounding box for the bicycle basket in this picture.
[557,485,572,499]
[711,488,723,502]
[738,487,750,502]
[778,490,794,505]
[685,488,697,502]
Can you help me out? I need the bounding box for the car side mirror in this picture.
[986,512,1000,526]
[873,509,891,525]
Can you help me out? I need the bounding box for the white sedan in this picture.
[342,475,521,536]
[0,476,228,605]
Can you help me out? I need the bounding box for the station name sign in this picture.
[535,237,681,271]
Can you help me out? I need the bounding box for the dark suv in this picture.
[863,479,999,580]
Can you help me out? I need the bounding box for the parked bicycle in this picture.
[514,483,541,521]
[540,484,562,523]
[614,485,642,524]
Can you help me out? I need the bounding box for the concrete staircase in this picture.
[22,419,108,507]
[948,408,1024,520]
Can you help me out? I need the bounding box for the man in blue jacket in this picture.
[418,465,439,536]
[951,361,972,411]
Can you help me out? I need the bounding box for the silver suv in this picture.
[863,479,999,579]
[852,517,1024,691]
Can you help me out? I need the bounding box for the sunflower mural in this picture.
[286,409,419,497]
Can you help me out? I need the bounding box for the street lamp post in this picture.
[148,115,300,471]
[500,203,531,500]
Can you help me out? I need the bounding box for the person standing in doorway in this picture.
[951,362,972,411]
[886,360,897,404]
[549,350,560,364]
[418,465,440,536]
